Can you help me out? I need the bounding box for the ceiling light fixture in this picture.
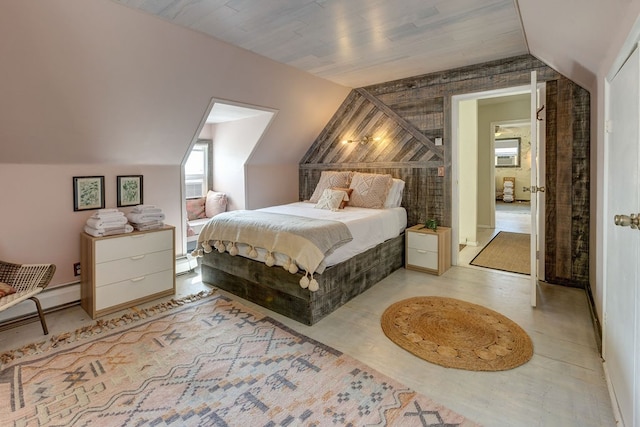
[341,135,380,145]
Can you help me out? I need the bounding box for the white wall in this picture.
[0,0,349,291]
[212,114,275,211]
[245,164,302,210]
[0,0,349,167]
[0,164,180,286]
[458,99,478,245]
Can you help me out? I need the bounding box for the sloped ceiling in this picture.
[114,0,640,91]
[3,0,640,166]
[0,0,350,165]
[518,0,640,89]
[115,0,529,87]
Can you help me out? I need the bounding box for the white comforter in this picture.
[194,202,407,291]
[259,202,407,266]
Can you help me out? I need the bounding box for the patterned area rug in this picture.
[381,296,533,371]
[1,292,479,426]
[470,231,530,275]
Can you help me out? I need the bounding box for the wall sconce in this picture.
[341,135,380,145]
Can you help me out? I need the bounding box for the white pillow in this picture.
[349,172,393,209]
[205,191,228,218]
[314,189,348,210]
[309,171,353,203]
[384,178,405,208]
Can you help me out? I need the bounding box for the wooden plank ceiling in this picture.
[113,0,528,87]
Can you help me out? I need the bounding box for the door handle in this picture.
[614,213,640,229]
[523,186,545,193]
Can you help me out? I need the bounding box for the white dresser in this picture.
[80,226,175,319]
[405,224,451,275]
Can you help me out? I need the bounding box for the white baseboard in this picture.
[602,361,625,426]
[0,257,195,323]
[176,255,198,275]
[0,282,80,323]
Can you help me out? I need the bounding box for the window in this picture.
[184,142,210,198]
[495,138,521,167]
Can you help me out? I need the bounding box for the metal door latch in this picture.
[523,186,545,193]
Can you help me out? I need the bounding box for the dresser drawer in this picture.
[95,249,174,287]
[404,225,451,275]
[95,269,174,311]
[407,247,438,270]
[95,229,173,262]
[407,231,438,251]
[81,226,176,319]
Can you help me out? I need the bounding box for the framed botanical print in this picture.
[117,175,143,207]
[73,176,105,211]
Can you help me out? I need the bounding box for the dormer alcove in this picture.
[180,101,276,255]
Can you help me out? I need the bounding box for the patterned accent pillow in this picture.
[331,187,353,209]
[0,282,17,298]
[314,189,348,210]
[309,171,353,203]
[186,197,206,220]
[349,173,393,209]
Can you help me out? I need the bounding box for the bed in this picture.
[196,169,422,325]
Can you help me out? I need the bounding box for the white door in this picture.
[529,71,540,307]
[604,45,639,427]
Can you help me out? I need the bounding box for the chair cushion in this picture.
[0,282,17,298]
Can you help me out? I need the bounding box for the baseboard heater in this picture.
[0,256,197,331]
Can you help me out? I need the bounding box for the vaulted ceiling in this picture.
[2,0,638,166]
[115,0,529,87]
[113,0,639,90]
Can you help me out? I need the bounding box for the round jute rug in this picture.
[381,296,533,371]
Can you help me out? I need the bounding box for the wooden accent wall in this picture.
[545,77,590,286]
[300,54,590,288]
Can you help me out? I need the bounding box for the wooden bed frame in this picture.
[199,166,429,325]
[200,234,403,325]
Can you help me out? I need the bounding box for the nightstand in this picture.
[405,224,451,275]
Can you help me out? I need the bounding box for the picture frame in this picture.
[73,176,105,211]
[117,175,143,207]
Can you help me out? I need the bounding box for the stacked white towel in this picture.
[127,205,165,231]
[502,181,514,202]
[84,209,134,237]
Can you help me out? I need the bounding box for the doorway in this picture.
[452,88,541,276]
[492,119,532,237]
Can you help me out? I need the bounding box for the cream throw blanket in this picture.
[194,210,353,291]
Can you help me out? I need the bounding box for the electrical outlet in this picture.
[437,166,445,177]
[74,262,81,276]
